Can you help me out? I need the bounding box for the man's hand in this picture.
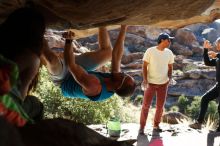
[203,40,212,49]
[169,78,177,86]
[141,80,148,90]
[208,51,217,59]
[62,30,75,40]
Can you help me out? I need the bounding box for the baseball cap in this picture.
[215,37,220,44]
[157,33,174,43]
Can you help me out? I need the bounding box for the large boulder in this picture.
[144,26,171,41]
[19,118,136,146]
[127,26,146,38]
[184,23,209,44]
[184,69,216,80]
[171,42,193,56]
[209,21,220,34]
[175,28,198,46]
[110,31,147,53]
[202,28,219,43]
[168,79,216,97]
[0,0,219,38]
[191,44,203,56]
[121,53,144,65]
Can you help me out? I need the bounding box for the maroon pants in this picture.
[140,82,168,129]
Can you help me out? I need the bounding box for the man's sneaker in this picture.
[153,126,163,132]
[189,122,202,130]
[138,128,144,135]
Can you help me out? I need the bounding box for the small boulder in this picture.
[162,112,189,124]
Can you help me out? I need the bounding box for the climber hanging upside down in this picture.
[41,25,136,101]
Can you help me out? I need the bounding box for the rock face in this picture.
[19,118,136,146]
[0,0,220,33]
[44,20,220,104]
[77,20,220,101]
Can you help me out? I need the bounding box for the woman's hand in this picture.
[208,51,217,59]
[203,40,212,49]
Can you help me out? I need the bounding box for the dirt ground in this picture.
[88,123,220,146]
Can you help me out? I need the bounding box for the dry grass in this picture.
[175,114,218,132]
[204,115,218,131]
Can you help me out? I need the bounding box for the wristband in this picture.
[65,39,73,44]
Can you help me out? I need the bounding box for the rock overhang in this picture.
[0,0,220,38]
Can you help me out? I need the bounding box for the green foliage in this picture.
[169,105,179,112]
[134,94,143,106]
[177,94,189,114]
[182,63,198,72]
[177,94,219,121]
[206,101,219,121]
[186,96,201,119]
[32,67,135,124]
[173,69,183,76]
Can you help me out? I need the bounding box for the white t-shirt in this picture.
[50,58,68,85]
[143,46,174,84]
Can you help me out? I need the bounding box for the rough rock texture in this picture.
[43,21,220,101]
[162,112,189,124]
[89,123,219,146]
[19,118,136,146]
[0,0,220,38]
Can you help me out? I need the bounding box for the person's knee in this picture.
[142,104,151,110]
[156,105,164,111]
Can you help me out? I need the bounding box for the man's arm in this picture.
[168,64,173,81]
[63,32,101,96]
[142,61,148,86]
[40,39,63,75]
[111,25,127,73]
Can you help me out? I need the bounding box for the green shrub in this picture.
[177,94,189,114]
[169,105,179,112]
[32,67,135,124]
[186,96,201,119]
[206,101,219,121]
[134,94,143,106]
[186,96,219,121]
[182,63,198,72]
